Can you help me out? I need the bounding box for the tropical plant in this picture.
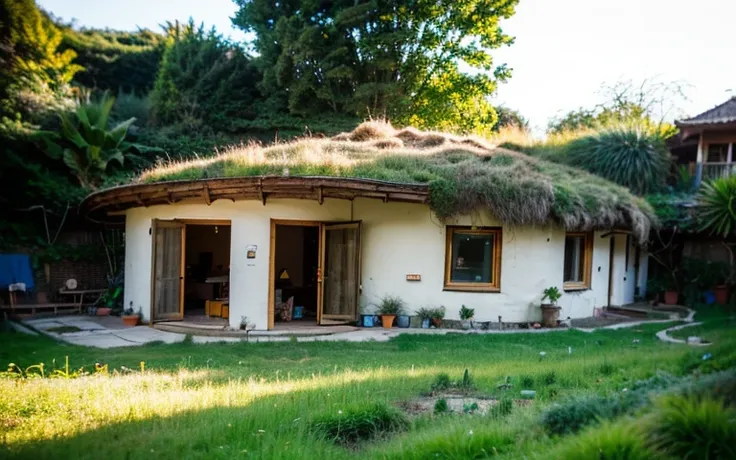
[564,127,671,195]
[696,175,736,238]
[542,286,562,305]
[377,295,405,315]
[41,95,154,188]
[459,305,475,320]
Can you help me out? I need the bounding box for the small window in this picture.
[444,227,501,292]
[563,232,593,290]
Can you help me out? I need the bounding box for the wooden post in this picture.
[727,143,733,164]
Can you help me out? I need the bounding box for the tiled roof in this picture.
[677,96,736,126]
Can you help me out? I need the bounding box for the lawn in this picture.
[1,317,734,460]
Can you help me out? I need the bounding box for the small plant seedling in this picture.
[459,305,475,320]
[460,369,474,389]
[599,362,615,376]
[542,286,562,305]
[496,375,513,391]
[542,371,557,386]
[434,398,448,414]
[463,402,479,414]
[490,397,513,418]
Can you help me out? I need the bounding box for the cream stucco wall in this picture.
[124,197,634,329]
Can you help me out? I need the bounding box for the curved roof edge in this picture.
[81,176,430,223]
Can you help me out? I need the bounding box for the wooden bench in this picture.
[1,303,81,317]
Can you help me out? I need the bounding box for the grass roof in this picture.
[140,121,656,242]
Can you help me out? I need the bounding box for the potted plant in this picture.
[459,305,475,330]
[541,286,562,328]
[377,295,405,329]
[415,307,432,328]
[430,306,446,328]
[122,307,141,326]
[710,262,731,305]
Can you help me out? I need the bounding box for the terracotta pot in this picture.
[380,314,396,328]
[96,307,111,316]
[663,291,678,305]
[122,315,140,327]
[541,305,561,328]
[430,317,443,328]
[713,285,729,305]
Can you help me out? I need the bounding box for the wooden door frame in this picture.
[607,236,615,307]
[150,219,186,324]
[321,221,362,323]
[268,219,322,330]
[150,218,232,324]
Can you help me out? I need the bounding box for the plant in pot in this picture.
[709,261,731,305]
[416,307,432,328]
[540,286,562,328]
[377,295,405,328]
[122,306,141,327]
[459,305,475,330]
[430,306,446,328]
[97,270,124,316]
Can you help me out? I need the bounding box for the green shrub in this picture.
[490,397,513,419]
[433,398,448,415]
[677,369,736,406]
[542,371,557,386]
[520,375,534,389]
[646,395,736,460]
[310,402,409,445]
[550,420,657,460]
[431,373,451,391]
[460,369,474,389]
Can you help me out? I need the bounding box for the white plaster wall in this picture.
[354,199,610,323]
[124,197,617,329]
[609,234,637,306]
[125,198,351,329]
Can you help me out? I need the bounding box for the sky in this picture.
[39,0,736,133]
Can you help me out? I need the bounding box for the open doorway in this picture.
[272,223,320,327]
[183,222,231,325]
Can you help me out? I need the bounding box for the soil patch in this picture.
[399,392,532,416]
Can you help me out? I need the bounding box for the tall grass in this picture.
[137,121,655,242]
[0,320,733,459]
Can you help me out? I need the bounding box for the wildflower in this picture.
[539,352,546,357]
[468,430,473,436]
[702,353,712,361]
[338,410,343,415]
[257,429,265,433]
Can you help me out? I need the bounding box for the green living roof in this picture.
[136,121,656,242]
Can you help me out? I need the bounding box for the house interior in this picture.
[273,224,320,326]
[183,223,231,323]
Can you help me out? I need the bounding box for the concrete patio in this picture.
[18,307,699,349]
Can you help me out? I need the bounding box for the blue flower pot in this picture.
[397,315,410,328]
[421,318,430,329]
[361,314,375,327]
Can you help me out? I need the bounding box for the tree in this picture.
[232,0,517,133]
[0,0,81,123]
[547,78,688,136]
[494,106,529,131]
[150,20,261,132]
[59,26,165,95]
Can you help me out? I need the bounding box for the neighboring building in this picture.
[674,96,736,185]
[81,124,652,330]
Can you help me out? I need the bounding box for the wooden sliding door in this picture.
[319,222,361,325]
[151,219,185,322]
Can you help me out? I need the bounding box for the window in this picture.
[563,232,593,290]
[444,227,501,291]
[706,144,729,163]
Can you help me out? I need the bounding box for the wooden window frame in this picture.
[444,226,502,292]
[563,232,594,291]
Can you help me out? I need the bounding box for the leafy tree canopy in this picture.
[233,0,518,133]
[150,20,261,133]
[59,26,166,95]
